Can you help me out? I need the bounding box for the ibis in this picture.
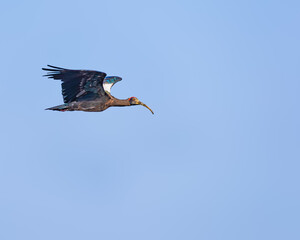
[42,65,154,114]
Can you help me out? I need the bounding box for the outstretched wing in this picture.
[103,76,122,93]
[42,65,107,103]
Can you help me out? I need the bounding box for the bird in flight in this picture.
[42,65,154,114]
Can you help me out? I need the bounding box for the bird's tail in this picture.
[46,104,69,112]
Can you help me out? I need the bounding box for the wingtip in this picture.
[47,65,64,69]
[42,65,65,72]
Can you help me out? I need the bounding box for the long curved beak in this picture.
[139,102,154,114]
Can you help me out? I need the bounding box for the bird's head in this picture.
[129,97,154,114]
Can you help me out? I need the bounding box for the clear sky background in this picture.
[0,1,299,239]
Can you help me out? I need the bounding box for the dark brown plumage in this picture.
[42,65,154,114]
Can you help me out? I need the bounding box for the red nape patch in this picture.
[129,97,136,101]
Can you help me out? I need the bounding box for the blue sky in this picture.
[0,1,299,239]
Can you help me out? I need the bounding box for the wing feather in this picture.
[103,76,122,93]
[42,65,107,103]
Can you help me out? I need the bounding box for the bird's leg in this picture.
[105,91,113,99]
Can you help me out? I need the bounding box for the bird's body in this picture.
[42,65,154,114]
[48,96,131,112]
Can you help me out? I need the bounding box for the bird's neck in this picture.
[111,98,130,107]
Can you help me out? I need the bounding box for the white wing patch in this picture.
[103,76,122,93]
[103,82,114,93]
